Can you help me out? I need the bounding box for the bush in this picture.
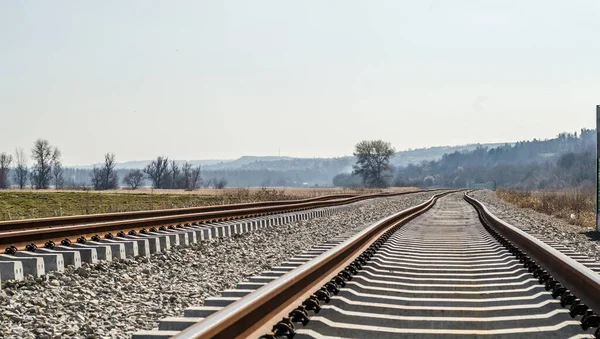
[213,177,227,189]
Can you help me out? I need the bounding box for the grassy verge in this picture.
[496,189,595,228]
[0,187,417,221]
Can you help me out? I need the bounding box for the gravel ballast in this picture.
[0,192,434,339]
[470,190,600,262]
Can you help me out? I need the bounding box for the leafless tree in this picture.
[103,153,119,189]
[31,139,55,189]
[165,160,184,189]
[182,163,202,190]
[14,147,28,189]
[90,153,119,190]
[90,167,103,190]
[213,177,227,189]
[181,162,191,190]
[191,166,202,190]
[144,156,171,189]
[123,169,144,189]
[52,147,64,189]
[0,153,13,189]
[170,160,181,189]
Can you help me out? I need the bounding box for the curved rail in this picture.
[465,193,600,320]
[0,190,431,250]
[171,190,455,339]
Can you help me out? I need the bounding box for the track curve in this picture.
[140,192,600,339]
[294,194,589,338]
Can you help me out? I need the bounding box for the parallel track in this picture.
[0,194,359,231]
[156,192,600,339]
[293,194,589,338]
[0,191,426,251]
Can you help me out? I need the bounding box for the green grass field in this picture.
[0,191,221,220]
[0,188,294,221]
[0,187,416,221]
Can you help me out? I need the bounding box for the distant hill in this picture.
[203,156,296,170]
[394,129,595,189]
[70,143,513,173]
[390,143,510,168]
[63,130,596,188]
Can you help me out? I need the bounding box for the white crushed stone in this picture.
[470,190,600,262]
[0,192,434,339]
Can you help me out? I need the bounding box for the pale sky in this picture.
[1,1,599,165]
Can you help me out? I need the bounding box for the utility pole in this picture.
[597,105,600,232]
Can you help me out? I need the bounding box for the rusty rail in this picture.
[0,193,360,232]
[0,190,433,250]
[168,191,600,338]
[465,193,600,321]
[171,190,454,339]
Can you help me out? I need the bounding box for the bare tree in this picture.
[90,167,103,190]
[0,153,13,189]
[103,153,119,189]
[213,177,227,189]
[182,163,202,190]
[52,147,64,189]
[14,147,28,189]
[144,156,171,189]
[181,162,191,190]
[353,140,396,188]
[170,160,181,189]
[190,166,202,190]
[31,139,54,189]
[90,153,119,190]
[123,169,144,189]
[164,160,185,189]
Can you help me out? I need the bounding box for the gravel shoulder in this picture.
[470,190,600,261]
[0,191,434,339]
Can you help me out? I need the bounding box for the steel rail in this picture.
[0,190,431,250]
[0,193,361,231]
[171,190,455,339]
[465,193,600,317]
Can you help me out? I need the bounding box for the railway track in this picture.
[0,194,360,232]
[0,191,426,284]
[141,192,600,339]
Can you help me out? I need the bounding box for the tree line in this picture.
[334,129,598,190]
[0,139,223,190]
[393,129,596,190]
[0,140,64,190]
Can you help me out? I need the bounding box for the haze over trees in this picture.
[14,148,28,189]
[181,162,202,190]
[352,140,396,188]
[144,156,171,189]
[51,148,64,189]
[0,128,596,191]
[142,156,203,190]
[90,153,119,190]
[211,177,228,189]
[31,139,61,190]
[123,169,144,190]
[0,153,12,189]
[393,129,596,190]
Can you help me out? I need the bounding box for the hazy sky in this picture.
[1,1,599,165]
